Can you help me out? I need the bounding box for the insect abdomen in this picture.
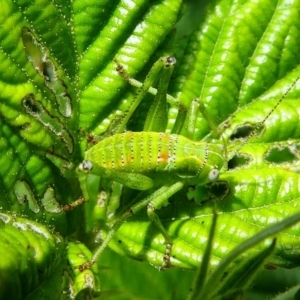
[85,132,180,173]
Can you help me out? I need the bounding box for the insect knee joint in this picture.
[160,243,172,270]
[147,202,155,214]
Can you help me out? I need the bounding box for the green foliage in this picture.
[1,0,300,299]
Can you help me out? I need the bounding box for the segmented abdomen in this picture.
[86,132,186,173]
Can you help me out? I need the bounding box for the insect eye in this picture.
[166,56,176,66]
[79,160,93,172]
[208,168,219,181]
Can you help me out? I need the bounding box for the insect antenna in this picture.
[231,74,300,159]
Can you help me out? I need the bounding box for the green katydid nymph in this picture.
[81,132,224,190]
[78,134,224,271]
[77,55,298,271]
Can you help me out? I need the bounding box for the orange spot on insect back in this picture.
[157,152,169,163]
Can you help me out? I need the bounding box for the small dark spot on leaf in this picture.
[228,154,251,169]
[265,145,297,164]
[264,264,277,270]
[200,180,230,205]
[22,94,39,114]
[230,124,263,140]
[222,271,229,279]
[38,268,45,275]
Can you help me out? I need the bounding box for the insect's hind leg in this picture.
[78,181,185,271]
[147,202,173,269]
[114,56,178,134]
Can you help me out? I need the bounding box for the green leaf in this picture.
[0,0,183,221]
[98,247,194,300]
[0,0,184,297]
[2,0,300,298]
[0,213,65,299]
[272,284,300,300]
